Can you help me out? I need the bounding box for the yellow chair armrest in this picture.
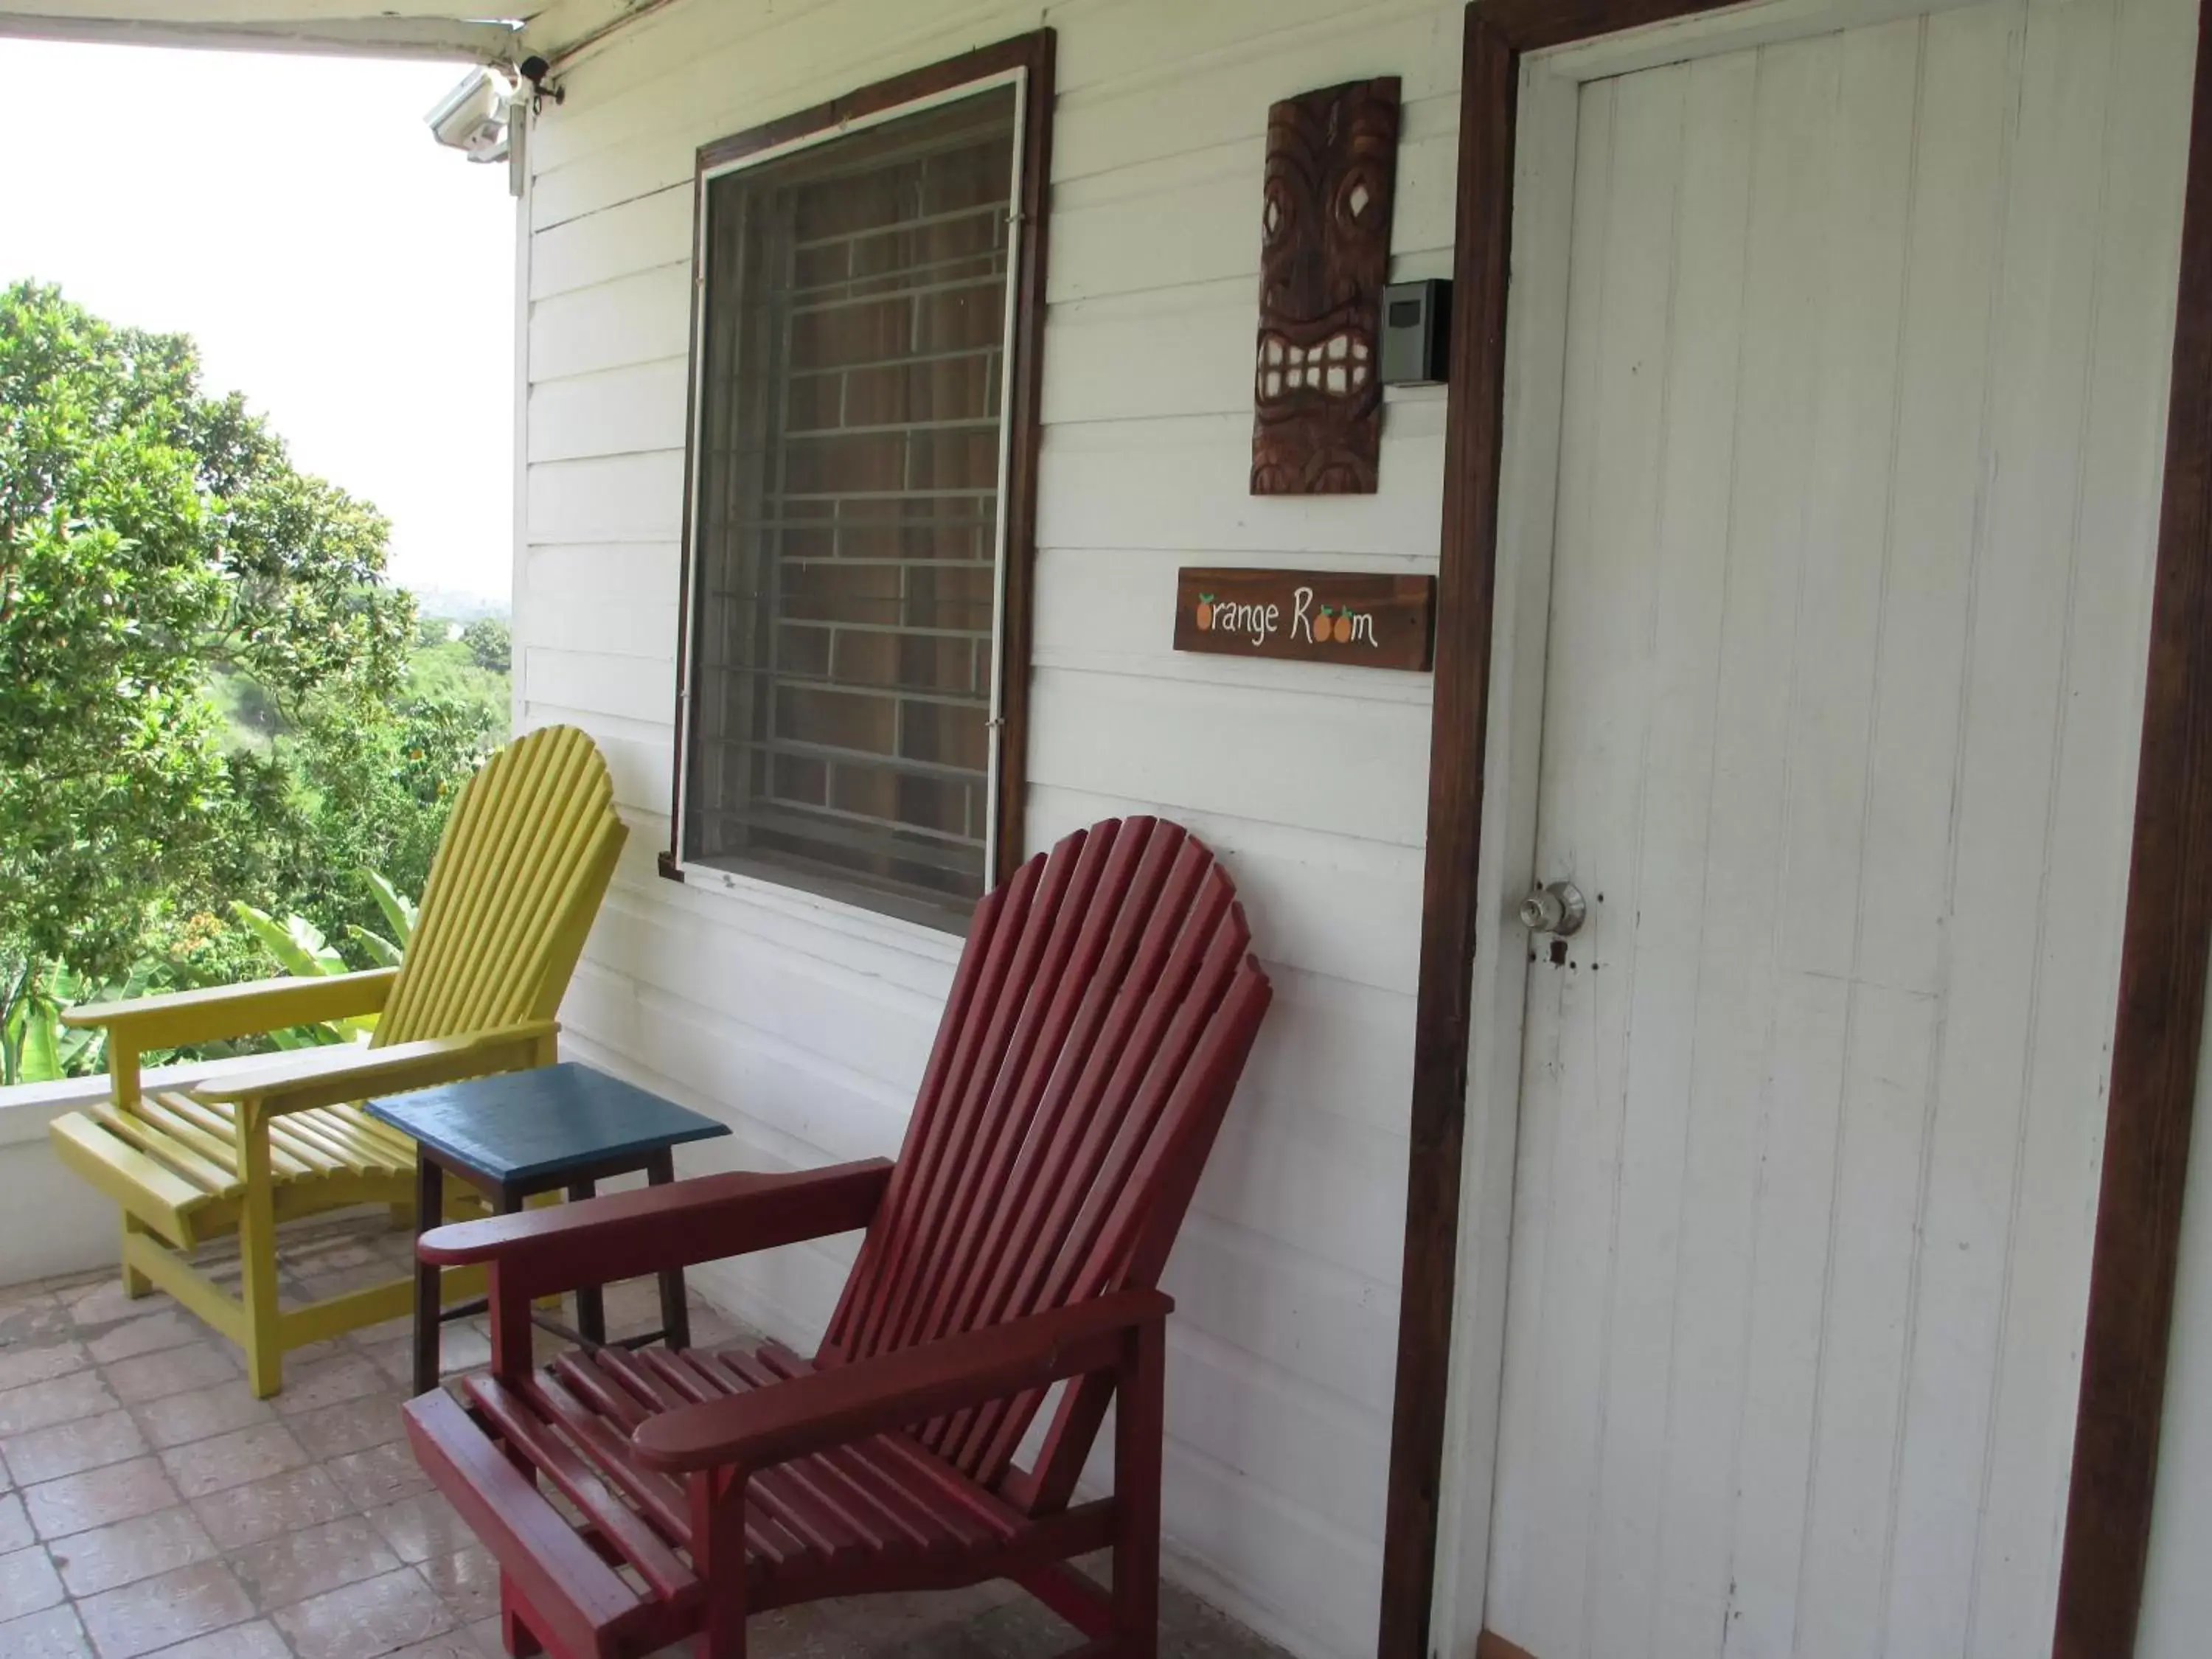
[62,970,400,1050]
[198,1020,558,1120]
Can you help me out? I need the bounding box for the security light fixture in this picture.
[425,66,515,163]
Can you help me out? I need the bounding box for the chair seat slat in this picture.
[525,1370,699,1555]
[98,1107,242,1197]
[467,1374,697,1601]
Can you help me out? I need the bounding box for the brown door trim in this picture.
[2052,3,2212,1651]
[1383,4,2212,1658]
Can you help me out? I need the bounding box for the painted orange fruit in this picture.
[1333,613,1354,643]
[1315,605,1332,641]
[1195,595,1214,630]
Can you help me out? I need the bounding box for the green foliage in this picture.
[0,282,234,990]
[1,962,147,1085]
[0,283,508,1085]
[406,633,509,748]
[460,616,510,675]
[229,898,385,1046]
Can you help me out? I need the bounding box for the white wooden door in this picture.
[1481,0,2195,1655]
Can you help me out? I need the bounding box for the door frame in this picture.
[1380,0,2212,1655]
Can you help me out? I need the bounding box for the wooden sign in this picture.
[1175,568,1434,670]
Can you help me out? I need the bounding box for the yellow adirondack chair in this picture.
[46,725,627,1397]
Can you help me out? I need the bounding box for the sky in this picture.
[0,38,517,602]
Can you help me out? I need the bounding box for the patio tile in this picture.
[289,1388,410,1461]
[189,1464,352,1551]
[26,1458,181,1540]
[32,1280,104,1306]
[415,1544,499,1624]
[272,1563,457,1659]
[0,1490,30,1551]
[0,1283,60,1315]
[327,1439,433,1509]
[718,1599,863,1659]
[274,1352,390,1416]
[358,1335,417,1386]
[294,1262,406,1301]
[229,1513,400,1609]
[0,1339,91,1392]
[0,1371,120,1436]
[4,1412,150,1485]
[47,1506,219,1598]
[286,1237,385,1276]
[0,1543,65,1620]
[365,1492,479,1571]
[130,1383,275,1452]
[157,1423,307,1500]
[355,1312,416,1344]
[63,1280,150,1330]
[86,1312,206,1366]
[0,1603,92,1657]
[104,1343,239,1406]
[139,1619,290,1658]
[290,1389,411,1469]
[74,1559,254,1659]
[388,1621,506,1659]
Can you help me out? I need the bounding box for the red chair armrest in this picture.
[631,1288,1173,1475]
[416,1159,892,1296]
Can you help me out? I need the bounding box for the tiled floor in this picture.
[0,1217,1288,1659]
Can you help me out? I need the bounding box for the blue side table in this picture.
[367,1062,731,1395]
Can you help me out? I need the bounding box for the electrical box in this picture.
[1380,279,1451,386]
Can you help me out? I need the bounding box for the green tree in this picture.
[0,282,416,1079]
[460,616,509,675]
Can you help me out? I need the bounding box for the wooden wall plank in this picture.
[1795,15,2009,1649]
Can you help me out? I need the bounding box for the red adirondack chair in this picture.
[402,817,1273,1658]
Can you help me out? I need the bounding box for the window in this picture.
[669,38,1051,927]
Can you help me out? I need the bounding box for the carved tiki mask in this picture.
[1251,77,1401,495]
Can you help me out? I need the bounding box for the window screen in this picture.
[681,86,1018,918]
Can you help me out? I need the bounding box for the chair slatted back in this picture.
[822,817,1272,1506]
[376,725,627,1048]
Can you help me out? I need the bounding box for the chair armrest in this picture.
[416,1158,894,1296]
[196,1021,557,1120]
[62,969,399,1050]
[632,1289,1173,1475]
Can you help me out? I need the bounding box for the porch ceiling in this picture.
[0,1,537,60]
[0,0,669,63]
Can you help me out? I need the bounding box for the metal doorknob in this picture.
[1519,880,1587,937]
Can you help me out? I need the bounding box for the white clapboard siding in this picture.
[519,3,1461,1653]
[1037,406,1448,554]
[1050,7,1459,184]
[522,647,672,726]
[527,262,691,380]
[1026,667,1432,847]
[525,453,686,544]
[529,184,691,300]
[1481,1,2193,1656]
[527,359,688,464]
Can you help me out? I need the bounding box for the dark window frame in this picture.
[661,29,1054,931]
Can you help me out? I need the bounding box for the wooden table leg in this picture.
[411,1156,445,1397]
[647,1149,691,1350]
[567,1176,606,1346]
